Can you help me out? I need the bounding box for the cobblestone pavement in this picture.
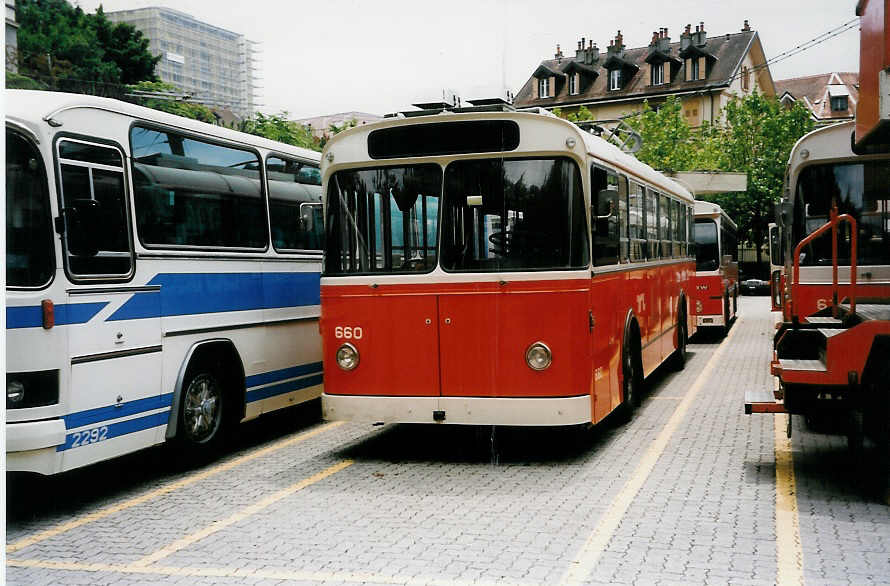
[6,297,890,585]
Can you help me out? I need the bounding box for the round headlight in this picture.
[336,343,359,371]
[525,342,552,371]
[7,380,24,404]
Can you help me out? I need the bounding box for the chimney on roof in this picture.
[657,27,671,52]
[587,40,599,64]
[742,19,751,32]
[555,43,563,61]
[680,24,692,52]
[607,30,625,60]
[694,21,707,47]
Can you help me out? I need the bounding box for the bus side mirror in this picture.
[770,269,783,311]
[769,223,784,266]
[65,198,101,257]
[595,189,617,220]
[299,202,322,232]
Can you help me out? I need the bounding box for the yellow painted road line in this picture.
[560,321,742,586]
[775,415,804,585]
[7,421,344,554]
[7,558,513,586]
[133,459,352,567]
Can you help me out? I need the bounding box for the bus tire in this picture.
[670,312,687,371]
[618,328,642,422]
[723,293,731,337]
[177,361,228,454]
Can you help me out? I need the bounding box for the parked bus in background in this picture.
[6,90,324,475]
[745,119,890,499]
[319,105,695,428]
[691,200,739,334]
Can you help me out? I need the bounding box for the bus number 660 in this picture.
[334,326,363,340]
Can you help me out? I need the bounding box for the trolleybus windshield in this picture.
[441,157,587,272]
[694,219,719,271]
[324,164,441,274]
[793,161,890,266]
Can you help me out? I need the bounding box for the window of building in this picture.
[830,95,849,112]
[568,73,577,95]
[651,62,664,86]
[538,77,550,98]
[690,58,699,80]
[741,66,750,91]
[609,69,621,91]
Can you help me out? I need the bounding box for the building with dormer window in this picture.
[775,72,858,125]
[514,21,775,127]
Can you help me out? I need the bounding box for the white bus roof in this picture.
[5,90,320,161]
[322,109,693,203]
[694,200,737,231]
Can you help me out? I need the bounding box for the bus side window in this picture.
[57,139,133,278]
[618,175,628,263]
[659,193,670,260]
[628,181,645,261]
[591,165,618,265]
[645,188,658,259]
[267,156,323,252]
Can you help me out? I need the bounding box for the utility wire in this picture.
[727,17,859,82]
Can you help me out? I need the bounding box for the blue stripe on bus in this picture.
[246,374,323,404]
[57,411,169,452]
[63,393,175,429]
[6,302,109,329]
[107,272,321,321]
[245,362,323,388]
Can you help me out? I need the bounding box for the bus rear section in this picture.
[691,201,738,333]
[319,110,694,427]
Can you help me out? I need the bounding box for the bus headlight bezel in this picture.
[525,342,552,371]
[336,343,360,371]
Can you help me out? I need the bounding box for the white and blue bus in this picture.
[6,90,324,474]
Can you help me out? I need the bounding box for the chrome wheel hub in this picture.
[183,374,220,443]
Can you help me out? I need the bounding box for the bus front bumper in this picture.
[6,418,66,452]
[6,419,66,474]
[322,393,592,426]
[696,314,726,327]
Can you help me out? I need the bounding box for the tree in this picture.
[13,0,158,92]
[239,112,320,151]
[91,6,159,85]
[629,97,695,174]
[127,81,217,124]
[318,117,358,149]
[704,92,813,264]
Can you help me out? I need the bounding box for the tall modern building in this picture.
[106,6,261,116]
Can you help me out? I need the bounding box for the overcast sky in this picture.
[74,0,860,119]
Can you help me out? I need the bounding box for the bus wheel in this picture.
[618,336,641,422]
[723,294,731,337]
[179,367,226,451]
[670,317,687,371]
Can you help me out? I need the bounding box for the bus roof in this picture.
[5,90,320,161]
[322,109,693,203]
[694,200,738,231]
[787,120,856,168]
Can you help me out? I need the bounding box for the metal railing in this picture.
[791,206,857,321]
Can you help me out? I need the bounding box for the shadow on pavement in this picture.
[6,399,322,526]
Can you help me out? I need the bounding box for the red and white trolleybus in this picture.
[691,201,739,333]
[319,105,695,427]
